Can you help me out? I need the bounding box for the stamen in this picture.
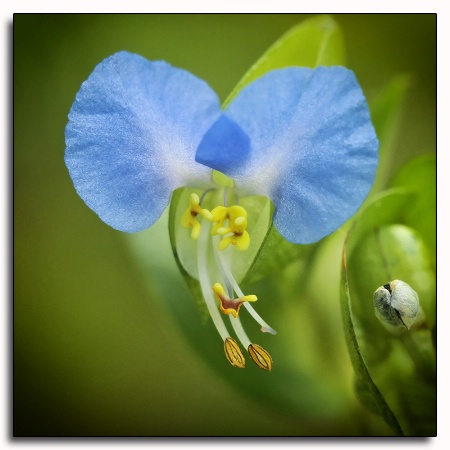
[210,206,229,236]
[213,239,277,335]
[181,192,213,240]
[248,344,273,371]
[228,312,273,372]
[212,283,257,318]
[190,190,276,370]
[217,217,250,251]
[213,205,250,251]
[224,337,245,368]
[211,205,248,245]
[197,221,230,342]
[229,315,251,348]
[228,205,247,223]
[211,235,273,371]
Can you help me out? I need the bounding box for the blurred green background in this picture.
[14,14,436,436]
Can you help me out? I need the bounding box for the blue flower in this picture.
[65,51,378,370]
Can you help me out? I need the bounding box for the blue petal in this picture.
[65,51,221,232]
[225,67,379,244]
[195,115,251,178]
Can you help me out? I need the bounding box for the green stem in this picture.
[399,331,436,384]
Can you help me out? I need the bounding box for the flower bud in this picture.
[373,280,420,330]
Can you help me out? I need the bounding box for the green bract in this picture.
[341,156,436,435]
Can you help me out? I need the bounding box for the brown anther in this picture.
[248,344,273,371]
[224,337,245,368]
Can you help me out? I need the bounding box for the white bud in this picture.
[373,280,420,330]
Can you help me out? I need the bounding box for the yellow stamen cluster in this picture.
[180,193,213,240]
[181,193,250,250]
[212,283,257,318]
[211,205,250,251]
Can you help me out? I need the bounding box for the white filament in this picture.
[229,316,251,349]
[212,237,252,349]
[197,221,229,341]
[213,236,277,336]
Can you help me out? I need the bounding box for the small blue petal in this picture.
[65,51,221,232]
[195,115,251,178]
[225,66,379,244]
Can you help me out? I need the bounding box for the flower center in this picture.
[181,188,276,371]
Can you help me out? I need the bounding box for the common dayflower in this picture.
[65,51,378,371]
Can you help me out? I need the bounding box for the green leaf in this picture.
[346,154,436,260]
[223,15,345,108]
[340,189,417,369]
[369,74,411,194]
[351,225,435,330]
[168,188,207,319]
[341,239,404,436]
[242,223,316,285]
[340,183,436,435]
[344,188,415,257]
[391,154,436,262]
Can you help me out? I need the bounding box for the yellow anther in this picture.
[210,206,229,235]
[217,216,250,251]
[248,344,273,371]
[212,282,257,318]
[228,205,247,219]
[211,205,247,236]
[181,193,213,240]
[224,337,245,368]
[210,204,250,251]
